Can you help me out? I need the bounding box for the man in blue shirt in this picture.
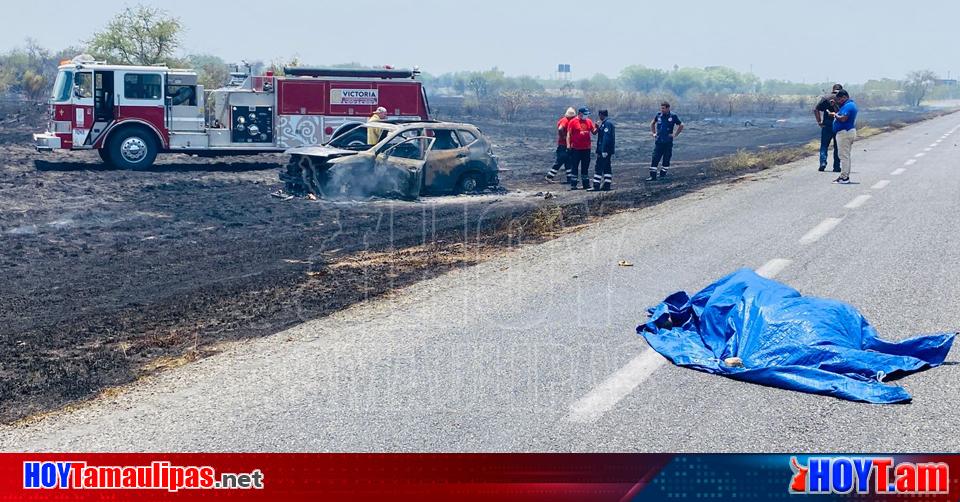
[647,102,683,181]
[829,90,858,184]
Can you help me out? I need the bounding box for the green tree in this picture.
[619,65,665,92]
[902,69,937,107]
[504,75,544,92]
[20,70,47,101]
[703,66,756,93]
[862,78,901,94]
[88,5,182,65]
[0,39,66,98]
[465,68,506,100]
[665,67,707,96]
[578,73,616,93]
[186,54,231,89]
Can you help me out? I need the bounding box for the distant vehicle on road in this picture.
[282,121,501,200]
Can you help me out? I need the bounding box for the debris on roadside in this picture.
[306,193,318,201]
[270,189,294,201]
[618,260,634,267]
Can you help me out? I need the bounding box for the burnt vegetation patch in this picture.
[0,99,944,423]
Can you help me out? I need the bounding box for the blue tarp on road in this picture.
[637,269,956,403]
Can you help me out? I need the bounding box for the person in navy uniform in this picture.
[647,101,683,181]
[591,109,615,191]
[814,84,843,172]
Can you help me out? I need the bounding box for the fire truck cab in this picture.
[34,56,430,170]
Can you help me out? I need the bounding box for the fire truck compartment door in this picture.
[167,93,205,132]
[165,77,204,132]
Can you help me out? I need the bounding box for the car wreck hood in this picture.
[285,145,360,159]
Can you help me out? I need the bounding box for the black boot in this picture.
[645,170,658,182]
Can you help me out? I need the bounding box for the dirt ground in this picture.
[0,99,938,423]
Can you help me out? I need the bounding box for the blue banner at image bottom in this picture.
[633,454,959,501]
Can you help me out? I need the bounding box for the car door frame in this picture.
[374,135,436,199]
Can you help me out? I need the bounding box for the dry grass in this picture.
[856,120,883,139]
[529,206,564,235]
[711,146,812,173]
[713,116,914,173]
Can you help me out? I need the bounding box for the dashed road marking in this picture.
[800,218,843,245]
[915,153,925,158]
[930,143,939,147]
[905,159,917,166]
[872,180,891,190]
[566,258,794,423]
[756,258,793,279]
[924,148,933,152]
[844,195,872,209]
[566,348,666,423]
[891,168,906,176]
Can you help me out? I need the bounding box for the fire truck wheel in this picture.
[96,148,114,167]
[109,128,158,170]
[456,171,486,194]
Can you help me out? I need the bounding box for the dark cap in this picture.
[578,107,590,115]
[836,89,850,99]
[598,109,609,117]
[832,83,843,91]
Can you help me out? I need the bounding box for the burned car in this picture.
[281,122,501,199]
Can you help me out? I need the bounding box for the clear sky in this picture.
[4,0,957,83]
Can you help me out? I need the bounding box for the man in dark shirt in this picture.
[591,109,615,191]
[647,102,683,182]
[814,84,843,172]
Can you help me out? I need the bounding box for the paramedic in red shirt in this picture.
[546,107,576,182]
[566,107,596,190]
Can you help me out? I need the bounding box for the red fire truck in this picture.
[34,56,431,169]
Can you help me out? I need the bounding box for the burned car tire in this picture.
[456,171,486,194]
[108,127,158,170]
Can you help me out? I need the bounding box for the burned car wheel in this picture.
[456,171,486,194]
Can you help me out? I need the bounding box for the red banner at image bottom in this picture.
[1,453,958,501]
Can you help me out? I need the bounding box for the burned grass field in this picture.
[0,100,938,422]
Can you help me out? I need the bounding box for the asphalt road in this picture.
[3,112,959,452]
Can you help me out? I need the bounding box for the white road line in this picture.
[872,180,891,190]
[905,159,917,166]
[844,195,872,209]
[756,258,793,279]
[567,258,794,423]
[915,153,925,158]
[930,143,939,147]
[891,168,906,176]
[800,218,843,245]
[924,148,932,152]
[567,349,666,423]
